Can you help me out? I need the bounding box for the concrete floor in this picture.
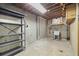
[16,38,74,56]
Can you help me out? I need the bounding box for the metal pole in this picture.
[24,17,26,49]
[21,18,23,49]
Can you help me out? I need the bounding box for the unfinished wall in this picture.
[24,13,47,47]
[51,25,67,39]
[47,19,52,37]
[52,17,67,39]
[78,20,79,56]
[69,4,78,55]
[70,18,78,55]
[24,11,37,47]
[47,17,67,39]
[0,4,47,47]
[78,3,79,55]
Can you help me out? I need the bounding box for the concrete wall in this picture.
[51,25,67,39]
[47,19,52,37]
[0,4,47,47]
[37,16,47,39]
[47,17,67,39]
[24,11,37,47]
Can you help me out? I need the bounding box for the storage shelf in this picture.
[0,33,24,36]
[0,39,20,44]
[0,40,24,47]
[3,47,23,56]
[0,7,24,18]
[0,22,23,26]
[1,47,23,56]
[0,7,25,56]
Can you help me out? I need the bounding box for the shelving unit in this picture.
[0,33,23,37]
[0,22,23,25]
[0,7,25,56]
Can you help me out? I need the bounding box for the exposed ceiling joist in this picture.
[48,5,62,11]
[46,3,60,9]
[13,3,67,20]
[45,8,62,15]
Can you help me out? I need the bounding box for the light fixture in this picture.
[47,10,50,11]
[29,3,47,14]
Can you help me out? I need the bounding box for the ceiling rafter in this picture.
[45,8,62,15]
[48,5,63,11]
[13,3,67,20]
[46,3,60,9]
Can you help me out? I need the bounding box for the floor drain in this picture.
[59,50,63,53]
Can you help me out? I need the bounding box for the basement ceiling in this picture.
[13,3,68,20]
